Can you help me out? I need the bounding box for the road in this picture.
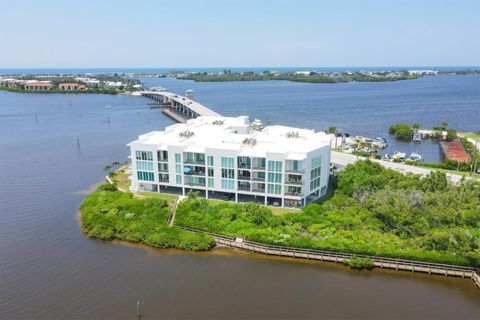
[331,151,468,184]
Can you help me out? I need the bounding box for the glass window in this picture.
[175,153,181,163]
[208,178,214,188]
[208,168,214,177]
[207,156,214,166]
[176,175,182,184]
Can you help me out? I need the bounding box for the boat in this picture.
[408,153,422,161]
[383,153,391,160]
[413,132,422,143]
[391,151,407,160]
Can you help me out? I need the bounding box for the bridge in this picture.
[140,90,220,123]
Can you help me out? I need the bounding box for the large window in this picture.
[221,168,235,179]
[137,171,154,181]
[310,156,322,191]
[158,162,168,172]
[286,160,303,172]
[221,179,235,190]
[183,152,205,164]
[175,153,181,163]
[136,161,153,171]
[207,155,214,166]
[135,150,153,161]
[267,160,283,195]
[221,157,235,168]
[157,150,168,161]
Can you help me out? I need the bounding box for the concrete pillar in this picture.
[235,193,238,202]
[264,197,268,205]
[182,187,185,196]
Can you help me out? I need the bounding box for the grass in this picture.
[110,166,131,191]
[137,192,179,205]
[459,132,480,142]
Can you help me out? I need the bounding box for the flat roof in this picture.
[129,116,331,158]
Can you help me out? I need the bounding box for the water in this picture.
[0,77,479,319]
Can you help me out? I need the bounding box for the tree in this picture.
[446,129,457,141]
[328,126,337,134]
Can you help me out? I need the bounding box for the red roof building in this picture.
[440,140,471,163]
[58,83,86,90]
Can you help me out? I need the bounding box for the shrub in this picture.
[345,257,374,270]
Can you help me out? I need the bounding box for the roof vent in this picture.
[242,138,257,146]
[178,130,194,138]
[286,131,300,138]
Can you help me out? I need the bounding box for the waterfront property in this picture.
[128,115,331,208]
[58,82,86,90]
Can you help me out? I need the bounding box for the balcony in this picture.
[252,176,265,182]
[252,188,266,193]
[183,159,205,165]
[252,166,266,171]
[238,175,251,181]
[285,168,304,174]
[285,179,303,185]
[238,186,251,191]
[237,163,251,169]
[284,192,303,197]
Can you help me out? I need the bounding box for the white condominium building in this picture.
[127,116,331,208]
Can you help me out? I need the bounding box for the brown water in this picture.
[0,88,479,319]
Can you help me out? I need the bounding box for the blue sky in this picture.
[1,0,479,67]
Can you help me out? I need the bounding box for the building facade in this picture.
[128,116,331,208]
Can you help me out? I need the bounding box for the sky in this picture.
[0,0,479,68]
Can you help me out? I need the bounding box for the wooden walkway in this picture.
[177,225,480,289]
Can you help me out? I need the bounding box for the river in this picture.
[0,75,479,319]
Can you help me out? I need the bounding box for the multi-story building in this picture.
[127,116,331,208]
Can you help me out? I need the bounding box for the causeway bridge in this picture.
[140,89,220,123]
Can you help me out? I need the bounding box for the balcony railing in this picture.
[252,188,266,193]
[285,179,303,185]
[285,168,304,174]
[185,171,206,176]
[284,192,303,197]
[252,177,265,182]
[183,159,205,165]
[238,186,251,191]
[237,163,251,169]
[238,175,251,181]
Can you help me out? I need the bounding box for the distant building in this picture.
[408,70,438,75]
[58,83,86,90]
[23,81,53,91]
[128,115,331,208]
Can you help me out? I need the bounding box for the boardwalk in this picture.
[177,226,480,289]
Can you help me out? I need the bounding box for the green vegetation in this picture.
[344,257,374,270]
[175,161,480,267]
[459,132,480,141]
[178,72,417,84]
[388,123,414,139]
[80,184,214,251]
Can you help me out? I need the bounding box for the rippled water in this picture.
[1,77,479,319]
